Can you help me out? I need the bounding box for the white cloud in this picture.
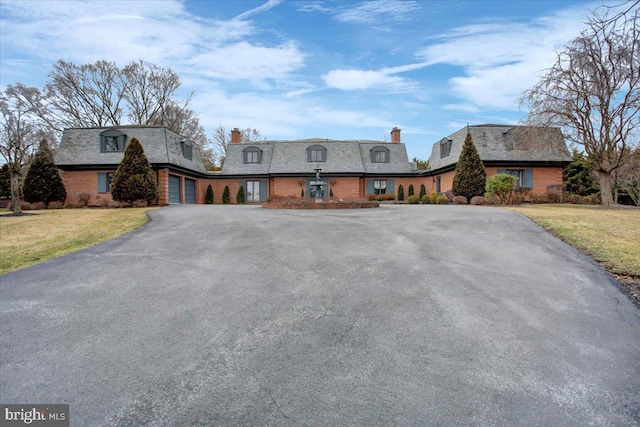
[234,0,283,21]
[417,4,598,110]
[335,0,421,24]
[322,62,427,91]
[188,41,306,82]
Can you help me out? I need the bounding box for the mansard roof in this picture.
[55,125,208,174]
[220,139,417,176]
[428,125,571,172]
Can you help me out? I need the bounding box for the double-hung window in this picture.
[243,147,262,164]
[307,145,327,162]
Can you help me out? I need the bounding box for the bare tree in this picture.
[0,87,41,213]
[11,60,203,146]
[211,125,264,168]
[613,146,640,204]
[123,60,182,126]
[522,1,640,205]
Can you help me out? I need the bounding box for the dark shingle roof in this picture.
[55,126,208,174]
[428,125,571,172]
[220,139,416,175]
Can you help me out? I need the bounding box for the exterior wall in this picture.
[62,169,116,206]
[326,177,361,199]
[485,166,563,194]
[157,169,169,205]
[431,166,564,195]
[272,177,304,199]
[390,177,432,198]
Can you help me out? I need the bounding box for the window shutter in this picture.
[98,173,107,193]
[367,180,374,195]
[387,179,395,195]
[524,169,533,188]
[259,180,267,202]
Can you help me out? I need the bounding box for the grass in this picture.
[507,204,640,278]
[0,208,154,275]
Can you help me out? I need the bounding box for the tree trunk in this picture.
[10,171,22,214]
[598,171,615,206]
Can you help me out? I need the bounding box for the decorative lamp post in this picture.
[313,164,323,203]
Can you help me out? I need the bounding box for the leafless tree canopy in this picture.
[211,125,264,168]
[522,1,639,205]
[9,59,207,146]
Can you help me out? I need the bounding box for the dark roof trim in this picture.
[427,160,570,176]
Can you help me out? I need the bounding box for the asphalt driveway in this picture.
[1,205,639,426]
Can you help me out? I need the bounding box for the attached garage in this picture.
[169,175,181,204]
[185,179,196,204]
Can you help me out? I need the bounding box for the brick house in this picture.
[213,127,427,202]
[56,125,210,206]
[55,124,571,205]
[427,125,572,194]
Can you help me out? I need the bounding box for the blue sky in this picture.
[0,0,608,159]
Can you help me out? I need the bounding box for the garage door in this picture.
[185,179,196,204]
[169,175,181,204]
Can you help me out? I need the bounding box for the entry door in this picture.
[185,179,196,204]
[169,175,181,204]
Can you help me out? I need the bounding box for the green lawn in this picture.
[508,204,640,278]
[0,208,154,274]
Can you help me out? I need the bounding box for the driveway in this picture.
[1,205,639,426]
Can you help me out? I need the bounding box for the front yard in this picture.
[0,208,153,274]
[508,204,640,305]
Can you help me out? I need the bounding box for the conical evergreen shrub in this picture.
[205,184,214,204]
[397,184,404,201]
[419,184,426,199]
[408,184,415,197]
[23,139,66,205]
[452,132,486,200]
[222,186,230,204]
[110,137,158,204]
[236,185,245,204]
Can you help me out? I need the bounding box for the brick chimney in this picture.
[231,127,241,144]
[391,127,401,143]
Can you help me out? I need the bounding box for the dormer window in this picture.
[370,146,389,163]
[243,146,262,164]
[181,139,192,160]
[307,145,326,162]
[440,138,452,158]
[100,129,126,152]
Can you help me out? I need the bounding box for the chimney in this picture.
[391,127,401,143]
[231,127,241,144]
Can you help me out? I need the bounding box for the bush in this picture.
[205,185,214,204]
[47,201,64,209]
[565,193,583,204]
[77,192,92,207]
[23,139,66,205]
[110,138,158,204]
[132,199,148,208]
[222,186,230,204]
[301,189,304,198]
[429,193,439,204]
[398,185,404,201]
[380,193,396,201]
[408,184,415,197]
[546,185,563,203]
[407,195,420,204]
[531,193,550,204]
[444,190,454,202]
[470,196,488,205]
[419,184,426,200]
[485,174,517,205]
[453,195,468,204]
[436,195,449,204]
[330,188,334,198]
[421,195,429,204]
